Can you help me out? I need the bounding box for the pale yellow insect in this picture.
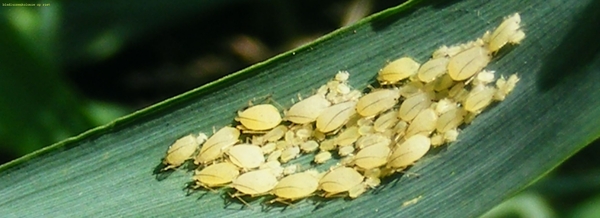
[399,81,425,98]
[194,127,240,165]
[486,13,526,53]
[319,138,337,151]
[280,146,300,163]
[494,74,520,101]
[162,134,204,170]
[236,104,282,131]
[472,70,495,86]
[387,135,431,171]
[227,144,265,170]
[354,143,391,170]
[335,71,350,82]
[355,133,391,149]
[314,151,332,164]
[193,162,240,190]
[260,125,288,144]
[356,89,401,117]
[283,164,299,176]
[432,45,463,58]
[319,166,364,198]
[464,85,497,113]
[447,46,491,81]
[398,92,432,122]
[259,161,284,178]
[334,126,360,146]
[338,145,355,157]
[267,150,283,162]
[261,142,277,154]
[433,74,455,92]
[373,109,399,132]
[300,140,319,153]
[316,101,357,133]
[405,109,438,138]
[230,169,279,202]
[417,57,450,83]
[285,94,332,124]
[378,57,421,85]
[436,107,466,133]
[270,170,321,203]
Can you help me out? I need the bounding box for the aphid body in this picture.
[378,57,421,85]
[417,57,450,83]
[354,143,391,170]
[316,101,357,133]
[447,46,491,81]
[270,170,321,203]
[486,13,526,53]
[193,162,240,189]
[285,95,332,124]
[319,167,364,198]
[195,127,240,165]
[230,169,279,196]
[236,104,282,131]
[163,134,202,170]
[227,144,265,170]
[387,135,431,171]
[356,89,400,117]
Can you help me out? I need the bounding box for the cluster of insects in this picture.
[159,13,525,207]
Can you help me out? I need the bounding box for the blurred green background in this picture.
[1,0,599,217]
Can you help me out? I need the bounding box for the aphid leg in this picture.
[229,192,253,208]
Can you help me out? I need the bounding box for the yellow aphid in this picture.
[267,150,282,162]
[358,125,375,136]
[261,142,277,154]
[417,57,450,82]
[334,126,360,146]
[259,161,284,178]
[430,134,444,147]
[295,124,313,139]
[356,89,400,117]
[230,169,278,196]
[399,81,425,97]
[447,46,491,81]
[316,101,357,133]
[472,70,495,86]
[354,144,391,170]
[356,133,391,149]
[394,120,408,135]
[378,57,421,85]
[387,135,431,170]
[319,139,337,151]
[285,95,332,124]
[398,92,432,122]
[433,74,455,92]
[314,151,332,164]
[227,144,265,170]
[338,145,355,157]
[434,98,457,115]
[373,109,399,132]
[464,85,497,113]
[193,162,240,189]
[300,140,319,153]
[319,166,364,198]
[162,134,203,170]
[261,125,288,144]
[335,71,350,82]
[236,104,282,131]
[432,45,463,58]
[436,108,466,133]
[280,146,300,163]
[283,164,299,175]
[494,74,520,101]
[486,13,525,53]
[444,129,459,143]
[405,108,438,138]
[270,170,321,203]
[195,127,240,165]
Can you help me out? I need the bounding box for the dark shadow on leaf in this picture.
[153,163,173,181]
[538,0,600,91]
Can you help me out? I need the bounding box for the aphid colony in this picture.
[160,13,525,205]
